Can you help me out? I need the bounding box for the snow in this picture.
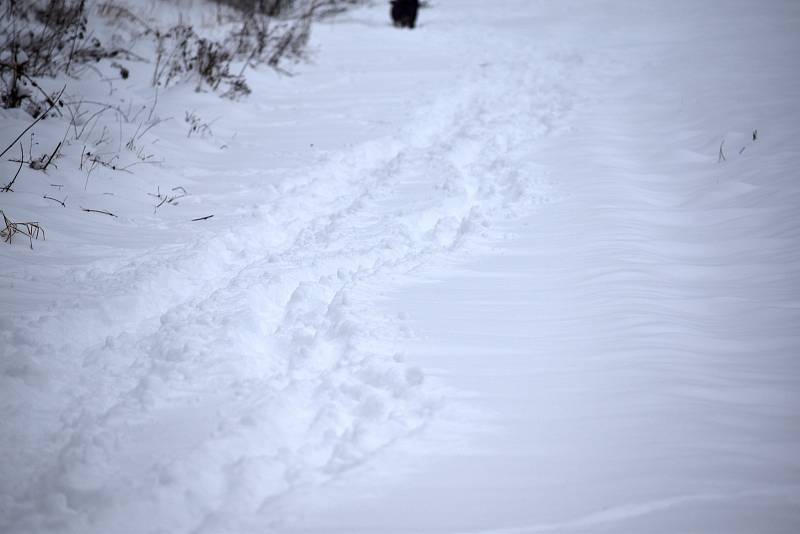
[2,0,800,533]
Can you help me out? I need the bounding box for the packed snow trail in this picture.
[2,2,575,532]
[275,1,800,533]
[2,1,800,533]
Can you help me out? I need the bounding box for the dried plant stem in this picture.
[1,144,24,192]
[1,209,45,249]
[81,207,118,217]
[0,85,66,160]
[43,195,67,207]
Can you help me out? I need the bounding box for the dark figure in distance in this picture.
[391,0,419,29]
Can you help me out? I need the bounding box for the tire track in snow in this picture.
[1,49,581,533]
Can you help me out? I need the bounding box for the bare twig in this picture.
[137,116,169,141]
[0,85,66,160]
[61,99,132,123]
[151,185,188,212]
[148,86,159,122]
[191,215,214,221]
[1,144,24,192]
[18,72,64,117]
[81,207,118,217]
[42,141,62,170]
[43,194,66,207]
[119,158,163,173]
[67,105,108,141]
[84,157,98,190]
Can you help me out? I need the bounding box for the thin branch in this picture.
[0,85,66,160]
[84,158,97,190]
[136,116,170,141]
[42,141,62,170]
[60,99,132,122]
[81,207,118,217]
[118,158,164,172]
[43,194,66,207]
[18,72,64,117]
[191,215,214,221]
[148,85,159,122]
[1,144,24,192]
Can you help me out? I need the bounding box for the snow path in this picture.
[3,2,575,532]
[2,1,800,533]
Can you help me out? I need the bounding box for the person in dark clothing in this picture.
[391,0,419,29]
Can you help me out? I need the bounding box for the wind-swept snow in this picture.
[279,1,800,533]
[2,0,800,533]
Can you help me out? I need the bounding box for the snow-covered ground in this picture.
[2,0,799,533]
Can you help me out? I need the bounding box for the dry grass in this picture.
[1,210,45,249]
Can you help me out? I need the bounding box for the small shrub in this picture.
[0,0,124,113]
[152,24,251,98]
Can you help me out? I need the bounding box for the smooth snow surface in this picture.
[2,1,800,533]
